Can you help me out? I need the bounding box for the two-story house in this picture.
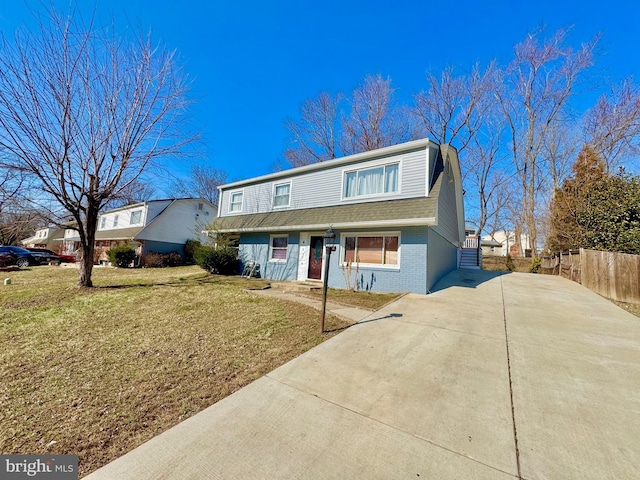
[211,139,465,294]
[60,198,215,262]
[21,226,64,250]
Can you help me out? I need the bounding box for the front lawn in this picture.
[0,266,350,477]
[294,287,403,311]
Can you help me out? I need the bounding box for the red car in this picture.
[25,247,76,263]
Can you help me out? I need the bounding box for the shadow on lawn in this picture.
[93,274,269,290]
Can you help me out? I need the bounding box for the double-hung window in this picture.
[113,214,119,227]
[273,183,290,208]
[270,235,288,261]
[344,163,399,198]
[100,217,106,229]
[343,234,399,266]
[130,210,142,225]
[229,191,243,213]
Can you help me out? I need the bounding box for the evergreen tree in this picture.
[579,170,640,254]
[547,146,606,252]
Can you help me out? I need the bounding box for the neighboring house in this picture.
[21,226,64,250]
[481,238,503,256]
[482,231,532,257]
[61,198,215,263]
[211,139,465,294]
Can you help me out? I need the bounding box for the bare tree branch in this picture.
[0,5,195,286]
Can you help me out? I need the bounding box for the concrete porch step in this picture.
[269,281,323,292]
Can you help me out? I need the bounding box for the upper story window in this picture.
[113,214,119,227]
[344,163,399,198]
[100,217,106,229]
[273,183,291,208]
[229,191,243,213]
[130,210,142,225]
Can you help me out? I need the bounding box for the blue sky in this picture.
[1,0,639,190]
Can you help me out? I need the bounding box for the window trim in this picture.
[99,217,106,230]
[113,214,119,227]
[229,190,244,213]
[269,234,289,263]
[340,231,401,269]
[341,161,401,200]
[272,182,291,209]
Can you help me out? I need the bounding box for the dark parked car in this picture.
[26,247,74,263]
[0,251,17,267]
[0,246,43,267]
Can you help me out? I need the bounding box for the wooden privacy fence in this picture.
[541,249,640,305]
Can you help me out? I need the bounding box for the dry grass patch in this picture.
[0,266,349,476]
[294,287,403,311]
[612,300,640,319]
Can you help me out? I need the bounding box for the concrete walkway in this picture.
[249,287,376,323]
[85,270,640,479]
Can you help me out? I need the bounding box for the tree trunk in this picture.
[78,202,99,288]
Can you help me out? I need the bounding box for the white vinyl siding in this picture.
[273,183,291,208]
[218,146,431,216]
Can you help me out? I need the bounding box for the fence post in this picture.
[557,253,561,276]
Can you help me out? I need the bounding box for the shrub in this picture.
[165,251,182,267]
[197,246,239,275]
[529,257,542,274]
[140,251,183,268]
[184,239,202,265]
[107,244,137,268]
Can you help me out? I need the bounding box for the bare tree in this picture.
[0,167,23,214]
[0,6,194,286]
[584,77,640,172]
[283,92,342,167]
[341,74,411,155]
[413,63,497,152]
[542,119,581,191]
[103,178,157,210]
[172,164,227,205]
[466,121,514,235]
[496,28,597,255]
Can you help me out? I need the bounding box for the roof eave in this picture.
[213,217,437,233]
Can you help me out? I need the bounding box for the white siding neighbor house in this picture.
[61,198,215,263]
[212,139,466,294]
[21,226,64,249]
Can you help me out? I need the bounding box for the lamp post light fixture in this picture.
[320,227,337,334]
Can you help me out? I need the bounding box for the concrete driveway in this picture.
[86,270,640,479]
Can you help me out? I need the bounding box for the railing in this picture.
[464,236,479,249]
[462,235,482,268]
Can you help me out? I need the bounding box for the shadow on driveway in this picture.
[430,269,509,293]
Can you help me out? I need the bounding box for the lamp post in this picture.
[320,227,337,334]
